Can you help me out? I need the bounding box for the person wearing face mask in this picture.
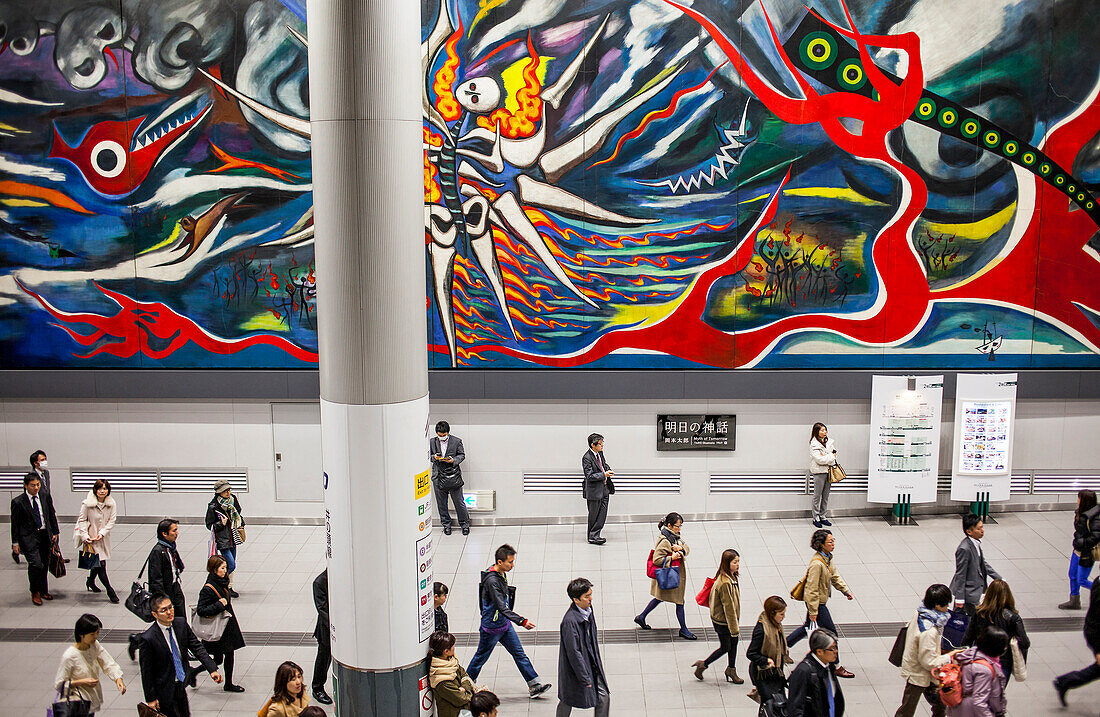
[11,472,60,605]
[27,449,51,494]
[75,479,119,603]
[634,512,696,640]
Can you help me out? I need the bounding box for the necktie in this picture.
[597,452,605,471]
[977,542,986,582]
[167,626,186,683]
[31,496,42,529]
[825,667,835,717]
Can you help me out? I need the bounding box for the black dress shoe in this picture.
[461,526,470,536]
[443,525,452,535]
[224,684,245,693]
[128,634,140,661]
[678,629,698,641]
[587,537,607,545]
[633,615,652,630]
[313,688,334,705]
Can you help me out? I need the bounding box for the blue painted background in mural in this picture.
[3,0,1100,369]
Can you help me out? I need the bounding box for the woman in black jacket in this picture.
[205,480,245,598]
[1060,489,1100,610]
[193,555,246,693]
[746,595,793,705]
[962,579,1029,684]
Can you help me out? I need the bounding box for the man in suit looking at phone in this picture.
[582,434,614,545]
[431,420,470,536]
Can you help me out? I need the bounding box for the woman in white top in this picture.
[74,479,119,602]
[54,614,125,715]
[809,422,837,527]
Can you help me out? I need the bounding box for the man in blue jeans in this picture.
[467,544,552,698]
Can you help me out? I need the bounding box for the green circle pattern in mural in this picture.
[800,31,838,70]
[836,59,866,90]
[915,98,936,120]
[938,108,958,128]
[961,119,980,138]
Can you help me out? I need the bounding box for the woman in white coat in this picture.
[74,479,118,602]
[809,422,837,528]
[54,614,125,715]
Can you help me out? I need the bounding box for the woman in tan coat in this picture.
[259,661,310,717]
[634,512,696,639]
[74,479,118,603]
[693,548,744,683]
[786,529,857,678]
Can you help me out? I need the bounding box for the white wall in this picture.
[1,397,1096,521]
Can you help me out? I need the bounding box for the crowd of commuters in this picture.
[15,431,1100,717]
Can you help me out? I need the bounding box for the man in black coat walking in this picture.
[10,472,60,605]
[312,569,333,704]
[139,594,221,717]
[556,577,608,717]
[788,629,845,717]
[130,519,187,662]
[1054,572,1100,706]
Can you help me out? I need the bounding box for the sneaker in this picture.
[443,525,452,536]
[528,682,552,698]
[821,519,833,526]
[461,526,470,536]
[812,520,823,528]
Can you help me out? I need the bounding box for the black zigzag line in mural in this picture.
[781,11,1100,228]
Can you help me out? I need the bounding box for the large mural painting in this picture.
[3,0,1100,369]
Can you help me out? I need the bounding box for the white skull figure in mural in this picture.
[422,3,684,366]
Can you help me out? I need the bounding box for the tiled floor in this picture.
[2,510,1098,715]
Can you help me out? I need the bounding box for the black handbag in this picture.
[760,694,788,717]
[606,477,616,495]
[48,544,67,579]
[78,546,101,571]
[126,557,155,623]
[888,624,908,667]
[49,681,92,717]
[436,464,463,490]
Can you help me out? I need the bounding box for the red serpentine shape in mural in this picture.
[18,280,318,362]
[472,0,934,367]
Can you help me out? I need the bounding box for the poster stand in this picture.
[884,493,919,526]
[969,490,997,523]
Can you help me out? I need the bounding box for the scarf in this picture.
[429,656,467,689]
[757,612,792,669]
[207,574,231,601]
[217,495,243,530]
[917,606,950,631]
[660,526,682,548]
[158,538,185,574]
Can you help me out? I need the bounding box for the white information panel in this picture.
[867,375,943,504]
[951,374,1018,501]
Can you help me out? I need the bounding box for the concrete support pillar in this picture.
[305,0,431,714]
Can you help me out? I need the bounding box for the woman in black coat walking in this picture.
[962,579,1029,685]
[1060,489,1100,610]
[194,555,246,693]
[746,595,793,706]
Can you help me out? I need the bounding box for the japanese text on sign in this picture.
[657,414,735,451]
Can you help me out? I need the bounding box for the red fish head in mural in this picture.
[47,91,213,197]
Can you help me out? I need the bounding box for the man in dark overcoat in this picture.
[556,577,609,717]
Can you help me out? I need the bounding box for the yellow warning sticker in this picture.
[414,470,431,500]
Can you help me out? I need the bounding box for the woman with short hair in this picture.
[787,529,856,679]
[895,584,954,717]
[194,554,246,693]
[634,512,696,639]
[75,479,118,602]
[1060,489,1100,609]
[53,614,126,715]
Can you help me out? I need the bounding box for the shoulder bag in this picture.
[888,624,908,667]
[126,556,155,623]
[1009,636,1027,681]
[49,543,67,579]
[789,556,827,601]
[696,577,715,607]
[828,463,846,484]
[191,585,231,642]
[78,544,101,571]
[655,554,681,590]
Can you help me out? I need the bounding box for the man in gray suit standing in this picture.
[950,513,1002,615]
[430,421,470,536]
[581,434,614,546]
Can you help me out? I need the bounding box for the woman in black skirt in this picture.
[194,554,246,692]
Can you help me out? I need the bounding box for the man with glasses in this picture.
[787,628,845,717]
[138,594,221,716]
[581,434,614,545]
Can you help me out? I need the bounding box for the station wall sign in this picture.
[657,414,735,451]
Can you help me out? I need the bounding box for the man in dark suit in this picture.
[787,629,845,717]
[10,472,59,605]
[312,569,333,704]
[557,578,609,717]
[950,514,1002,615]
[430,420,470,536]
[139,594,221,717]
[148,519,187,614]
[1054,568,1100,706]
[26,449,51,494]
[581,434,613,545]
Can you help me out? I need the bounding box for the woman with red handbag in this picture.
[692,549,743,684]
[634,512,695,639]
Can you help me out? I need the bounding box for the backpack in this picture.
[934,656,995,707]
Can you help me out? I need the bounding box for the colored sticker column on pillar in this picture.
[414,469,434,642]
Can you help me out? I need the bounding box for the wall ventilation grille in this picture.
[523,472,680,494]
[710,475,808,494]
[0,468,251,493]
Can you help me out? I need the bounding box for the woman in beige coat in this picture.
[74,479,118,603]
[634,512,696,639]
[787,529,856,678]
[693,548,744,683]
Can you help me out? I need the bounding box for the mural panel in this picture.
[2,0,1100,369]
